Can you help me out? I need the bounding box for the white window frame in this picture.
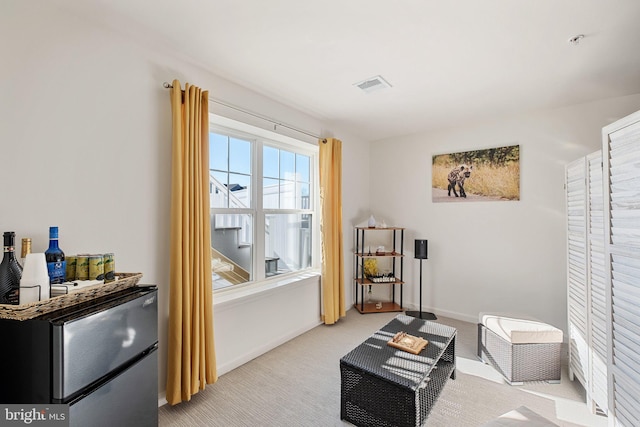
[209,114,320,292]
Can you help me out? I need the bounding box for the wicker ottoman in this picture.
[477,313,562,385]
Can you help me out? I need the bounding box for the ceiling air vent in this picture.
[354,75,392,94]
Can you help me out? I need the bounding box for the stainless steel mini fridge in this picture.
[0,286,158,427]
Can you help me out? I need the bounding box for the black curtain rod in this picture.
[163,82,326,143]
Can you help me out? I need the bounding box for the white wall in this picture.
[369,94,640,332]
[0,1,368,402]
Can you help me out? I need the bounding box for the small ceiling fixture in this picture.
[568,34,585,45]
[354,75,392,94]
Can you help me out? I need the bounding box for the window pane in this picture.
[296,154,310,182]
[280,150,295,180]
[210,133,252,208]
[229,138,251,175]
[210,133,228,171]
[263,178,279,209]
[228,173,250,208]
[298,183,310,209]
[263,146,279,179]
[210,171,228,208]
[280,180,295,209]
[211,213,253,290]
[265,213,312,276]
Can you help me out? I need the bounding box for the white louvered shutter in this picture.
[587,150,608,414]
[566,157,589,385]
[604,112,640,427]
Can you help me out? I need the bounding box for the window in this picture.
[209,116,318,291]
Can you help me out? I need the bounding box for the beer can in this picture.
[65,256,77,281]
[76,255,89,280]
[103,253,115,283]
[88,255,104,281]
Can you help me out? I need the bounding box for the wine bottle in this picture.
[0,231,23,304]
[45,226,67,285]
[20,237,31,267]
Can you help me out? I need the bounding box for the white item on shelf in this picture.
[50,280,104,296]
[19,253,50,304]
[368,215,376,227]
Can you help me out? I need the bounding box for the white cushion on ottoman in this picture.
[479,313,563,344]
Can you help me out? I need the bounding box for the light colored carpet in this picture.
[482,406,558,426]
[159,310,607,427]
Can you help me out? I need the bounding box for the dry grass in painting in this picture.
[432,162,520,200]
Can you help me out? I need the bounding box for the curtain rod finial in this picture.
[163,82,173,89]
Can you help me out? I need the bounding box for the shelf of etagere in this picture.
[354,252,405,257]
[353,301,403,314]
[354,227,405,230]
[355,278,404,286]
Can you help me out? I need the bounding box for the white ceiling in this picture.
[53,0,640,141]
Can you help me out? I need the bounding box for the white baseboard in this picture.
[402,302,477,324]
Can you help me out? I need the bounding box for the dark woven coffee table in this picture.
[340,314,457,427]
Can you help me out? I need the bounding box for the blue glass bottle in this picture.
[45,226,66,285]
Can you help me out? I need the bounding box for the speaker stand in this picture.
[405,258,437,320]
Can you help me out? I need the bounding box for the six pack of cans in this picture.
[65,253,115,282]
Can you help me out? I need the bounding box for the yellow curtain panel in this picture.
[166,79,217,405]
[319,138,346,324]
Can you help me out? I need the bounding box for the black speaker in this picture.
[407,238,436,320]
[415,239,428,259]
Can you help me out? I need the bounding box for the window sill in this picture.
[213,268,321,308]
